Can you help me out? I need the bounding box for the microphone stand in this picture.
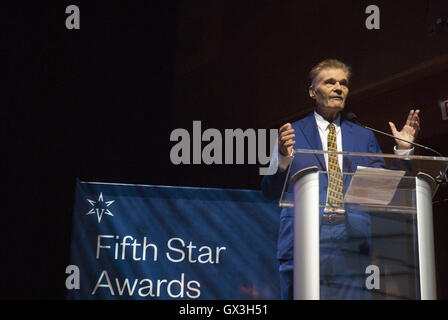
[347,114,448,185]
[361,124,443,157]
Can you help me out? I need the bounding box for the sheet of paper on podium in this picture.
[344,166,406,205]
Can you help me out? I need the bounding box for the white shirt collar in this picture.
[314,111,341,132]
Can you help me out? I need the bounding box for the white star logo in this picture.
[86,192,115,223]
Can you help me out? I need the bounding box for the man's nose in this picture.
[333,83,343,93]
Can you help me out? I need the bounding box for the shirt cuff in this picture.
[394,145,414,155]
[278,149,294,172]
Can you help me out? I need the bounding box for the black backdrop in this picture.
[3,0,265,300]
[2,1,183,299]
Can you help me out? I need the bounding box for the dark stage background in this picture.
[2,0,448,299]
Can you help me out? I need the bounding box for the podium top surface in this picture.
[278,149,448,209]
[293,148,448,162]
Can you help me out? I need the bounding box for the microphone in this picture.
[345,112,444,157]
[345,112,447,185]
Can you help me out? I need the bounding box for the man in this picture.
[261,59,420,299]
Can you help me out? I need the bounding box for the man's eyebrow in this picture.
[325,78,349,84]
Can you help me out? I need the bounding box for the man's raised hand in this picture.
[279,123,296,156]
[389,109,421,150]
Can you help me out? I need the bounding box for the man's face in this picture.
[309,68,349,115]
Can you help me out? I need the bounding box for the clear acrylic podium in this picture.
[279,149,448,300]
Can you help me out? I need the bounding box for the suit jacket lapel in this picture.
[298,113,326,170]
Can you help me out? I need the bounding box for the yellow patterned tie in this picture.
[326,123,344,211]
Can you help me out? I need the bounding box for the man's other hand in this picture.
[389,109,421,150]
[279,123,296,156]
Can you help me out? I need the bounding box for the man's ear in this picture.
[309,85,316,99]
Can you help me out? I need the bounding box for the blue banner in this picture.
[66,179,281,299]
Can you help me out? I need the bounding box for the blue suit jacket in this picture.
[261,112,386,260]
